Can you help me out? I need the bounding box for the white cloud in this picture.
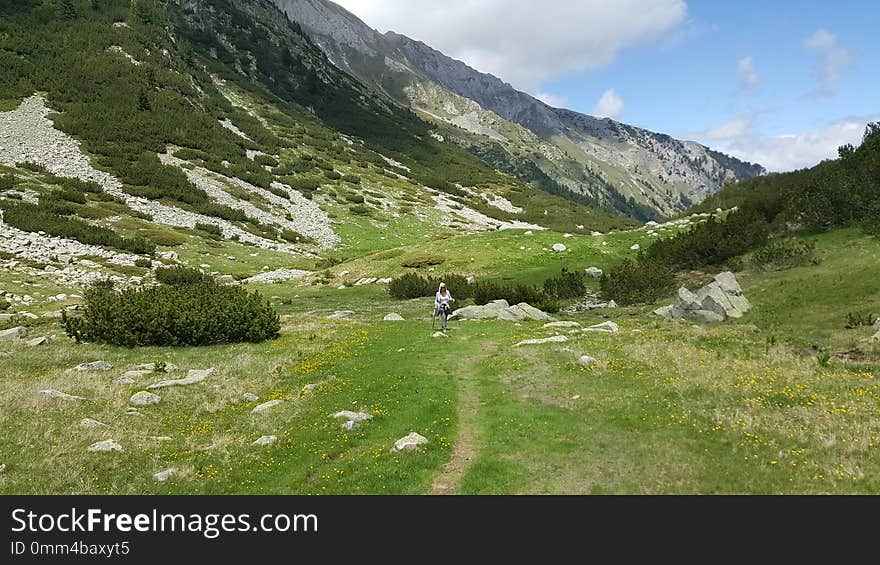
[712,116,879,172]
[696,117,753,140]
[332,0,688,91]
[802,28,854,95]
[737,56,758,89]
[593,89,625,120]
[803,28,836,50]
[534,92,569,108]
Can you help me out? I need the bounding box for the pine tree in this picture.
[60,0,78,20]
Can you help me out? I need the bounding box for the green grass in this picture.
[1,224,877,495]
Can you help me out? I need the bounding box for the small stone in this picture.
[630,244,641,251]
[332,411,372,423]
[585,267,604,278]
[87,439,123,453]
[243,393,259,402]
[147,368,214,390]
[384,313,405,321]
[393,432,428,452]
[73,360,113,371]
[40,389,87,401]
[130,391,161,406]
[544,321,581,329]
[578,355,598,367]
[154,468,177,482]
[251,399,283,413]
[583,321,620,334]
[26,336,53,347]
[328,311,355,319]
[514,335,568,347]
[252,435,277,446]
[343,420,360,431]
[432,331,449,338]
[113,376,136,385]
[552,243,567,252]
[80,418,108,428]
[572,395,581,400]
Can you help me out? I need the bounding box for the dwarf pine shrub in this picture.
[64,280,280,347]
[600,257,676,306]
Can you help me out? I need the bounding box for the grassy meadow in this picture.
[1,225,878,495]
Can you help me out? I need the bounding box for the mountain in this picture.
[271,0,766,219]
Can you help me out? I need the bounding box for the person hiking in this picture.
[434,282,455,333]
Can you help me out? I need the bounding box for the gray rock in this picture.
[132,363,177,373]
[73,360,113,371]
[80,418,108,428]
[544,321,581,329]
[87,439,123,453]
[393,432,428,452]
[585,267,604,278]
[117,370,152,382]
[130,391,161,406]
[332,411,373,423]
[432,331,449,338]
[243,393,259,402]
[607,300,619,308]
[0,326,28,341]
[147,368,214,390]
[583,321,620,334]
[252,435,277,446]
[153,468,177,482]
[552,243,567,252]
[578,355,598,367]
[497,306,527,322]
[384,313,405,321]
[343,420,360,431]
[40,389,87,401]
[873,319,880,331]
[514,335,568,347]
[516,303,554,322]
[689,310,726,324]
[656,272,751,323]
[328,311,355,319]
[113,375,136,385]
[251,399,283,413]
[26,336,53,347]
[42,310,64,319]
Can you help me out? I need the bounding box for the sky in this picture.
[331,0,879,171]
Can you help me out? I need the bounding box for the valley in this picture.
[0,0,877,496]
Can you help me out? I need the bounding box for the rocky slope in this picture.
[271,0,766,218]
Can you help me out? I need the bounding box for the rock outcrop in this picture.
[450,300,553,322]
[655,272,751,323]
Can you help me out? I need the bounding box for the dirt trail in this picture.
[429,344,491,495]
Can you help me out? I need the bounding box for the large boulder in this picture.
[0,326,27,341]
[450,300,553,323]
[516,303,554,322]
[656,272,750,324]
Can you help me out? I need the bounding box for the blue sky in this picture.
[334,0,879,171]
[541,1,879,169]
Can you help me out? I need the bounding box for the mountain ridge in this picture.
[270,0,766,219]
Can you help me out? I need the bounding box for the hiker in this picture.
[434,282,455,332]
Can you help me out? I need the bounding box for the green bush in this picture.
[349,204,371,216]
[844,311,877,329]
[600,257,676,306]
[155,266,213,286]
[0,174,17,190]
[279,229,314,244]
[401,255,446,269]
[342,174,361,185]
[0,297,9,311]
[64,281,280,347]
[194,222,222,237]
[751,238,817,271]
[134,258,152,268]
[388,273,472,300]
[324,170,342,180]
[0,202,155,255]
[543,268,586,299]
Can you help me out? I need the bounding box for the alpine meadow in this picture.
[0,0,878,498]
